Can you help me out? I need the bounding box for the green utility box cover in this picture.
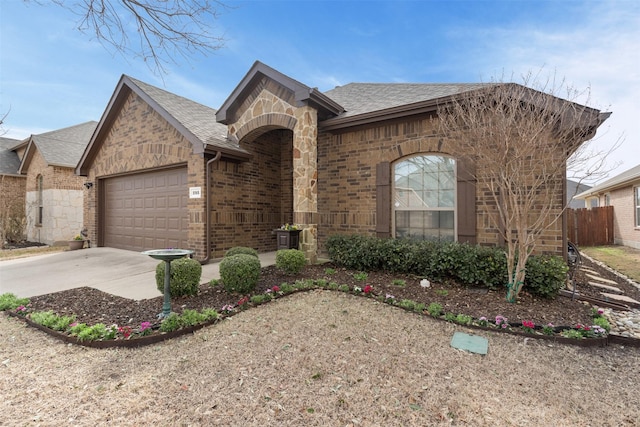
[450,332,488,355]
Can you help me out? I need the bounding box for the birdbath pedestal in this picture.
[141,249,194,318]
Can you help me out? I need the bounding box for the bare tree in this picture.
[34,0,229,74]
[438,73,613,302]
[0,108,9,136]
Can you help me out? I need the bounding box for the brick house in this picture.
[76,61,609,261]
[0,136,26,244]
[16,122,97,245]
[575,164,640,249]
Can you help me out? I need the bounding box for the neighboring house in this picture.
[18,122,97,245]
[566,179,593,209]
[575,164,640,249]
[0,136,26,243]
[76,61,609,262]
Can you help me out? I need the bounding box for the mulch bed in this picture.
[27,255,640,331]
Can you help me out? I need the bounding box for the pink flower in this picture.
[363,285,373,294]
[272,285,280,293]
[140,321,152,332]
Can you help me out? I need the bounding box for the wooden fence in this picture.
[567,206,614,247]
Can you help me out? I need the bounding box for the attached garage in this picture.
[102,167,188,252]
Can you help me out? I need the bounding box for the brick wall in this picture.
[85,91,206,255]
[209,129,293,258]
[0,174,27,243]
[317,115,566,256]
[609,183,640,249]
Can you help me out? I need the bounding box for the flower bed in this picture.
[1,282,627,349]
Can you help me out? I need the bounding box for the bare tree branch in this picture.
[30,0,229,75]
[437,71,615,302]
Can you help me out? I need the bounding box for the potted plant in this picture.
[274,224,301,250]
[68,235,85,251]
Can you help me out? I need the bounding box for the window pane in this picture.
[394,155,456,241]
[440,211,455,229]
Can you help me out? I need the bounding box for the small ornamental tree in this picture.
[438,72,614,302]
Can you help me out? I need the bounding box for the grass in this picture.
[0,245,65,260]
[580,245,640,282]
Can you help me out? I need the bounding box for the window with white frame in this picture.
[635,187,640,227]
[393,155,456,241]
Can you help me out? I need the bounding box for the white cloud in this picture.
[465,2,640,181]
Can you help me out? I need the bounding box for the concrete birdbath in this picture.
[141,249,194,318]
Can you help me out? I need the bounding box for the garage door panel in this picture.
[104,168,188,252]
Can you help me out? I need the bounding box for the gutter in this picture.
[199,150,222,265]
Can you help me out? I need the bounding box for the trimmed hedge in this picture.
[219,254,261,294]
[225,247,259,258]
[326,235,566,298]
[276,249,307,274]
[155,257,202,297]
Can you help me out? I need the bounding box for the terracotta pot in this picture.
[68,240,84,250]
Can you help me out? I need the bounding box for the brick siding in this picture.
[317,115,565,256]
[608,183,640,248]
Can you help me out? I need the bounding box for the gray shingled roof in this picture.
[31,121,98,168]
[575,164,640,199]
[127,77,245,154]
[323,83,490,118]
[0,137,22,175]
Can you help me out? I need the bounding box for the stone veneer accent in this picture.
[226,88,319,261]
[26,189,83,244]
[24,150,85,245]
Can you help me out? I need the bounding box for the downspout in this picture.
[199,151,222,265]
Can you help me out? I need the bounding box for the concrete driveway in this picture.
[0,248,276,300]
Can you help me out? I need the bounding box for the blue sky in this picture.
[1,0,638,183]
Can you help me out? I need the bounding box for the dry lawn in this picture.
[581,245,640,283]
[1,290,639,426]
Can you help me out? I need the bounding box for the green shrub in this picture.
[159,313,181,332]
[276,249,307,274]
[219,254,261,294]
[201,308,219,321]
[427,302,443,317]
[325,234,567,297]
[444,312,456,322]
[76,323,108,341]
[279,283,295,294]
[398,299,416,310]
[455,314,473,325]
[0,293,29,311]
[225,246,259,258]
[179,309,207,327]
[251,294,272,304]
[593,316,611,332]
[524,255,568,298]
[156,257,202,297]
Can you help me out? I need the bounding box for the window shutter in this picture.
[376,161,391,237]
[457,157,476,244]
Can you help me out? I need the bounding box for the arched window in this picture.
[36,174,43,225]
[393,155,456,241]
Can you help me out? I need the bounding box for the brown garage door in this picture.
[103,168,189,252]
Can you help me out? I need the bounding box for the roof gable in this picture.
[18,121,97,174]
[77,75,249,175]
[575,164,640,198]
[216,61,343,125]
